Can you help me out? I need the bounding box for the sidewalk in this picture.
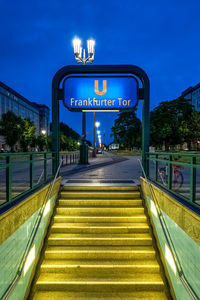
[60,151,126,176]
[60,152,142,185]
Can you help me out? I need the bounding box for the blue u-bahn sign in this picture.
[63,76,138,111]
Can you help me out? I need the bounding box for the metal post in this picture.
[52,76,60,172]
[93,112,96,157]
[142,76,150,177]
[82,112,86,142]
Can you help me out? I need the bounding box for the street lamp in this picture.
[95,122,100,148]
[73,37,95,161]
[73,38,95,65]
[41,130,46,135]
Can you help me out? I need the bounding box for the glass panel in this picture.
[47,154,53,179]
[33,154,44,185]
[149,157,156,181]
[12,155,30,199]
[157,155,168,187]
[0,165,6,205]
[195,168,200,206]
[172,163,189,200]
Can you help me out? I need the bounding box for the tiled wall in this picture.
[141,178,200,300]
[0,178,61,300]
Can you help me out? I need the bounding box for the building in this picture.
[0,81,49,149]
[182,82,200,111]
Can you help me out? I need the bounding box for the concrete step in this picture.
[51,224,149,234]
[36,273,165,292]
[41,259,160,274]
[48,233,152,246]
[33,291,168,300]
[53,215,147,223]
[56,207,144,216]
[58,199,143,207]
[60,192,141,199]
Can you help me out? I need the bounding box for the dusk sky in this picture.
[0,0,200,144]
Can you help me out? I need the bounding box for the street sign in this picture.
[63,75,138,111]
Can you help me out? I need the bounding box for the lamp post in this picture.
[72,38,95,163]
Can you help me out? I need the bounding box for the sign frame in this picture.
[52,65,150,175]
[62,74,139,112]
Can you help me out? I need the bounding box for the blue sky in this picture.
[0,0,200,144]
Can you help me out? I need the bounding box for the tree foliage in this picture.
[150,97,200,149]
[0,111,23,151]
[20,119,36,151]
[111,109,142,149]
[36,134,47,151]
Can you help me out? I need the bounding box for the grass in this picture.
[110,150,141,156]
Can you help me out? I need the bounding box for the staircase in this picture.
[31,186,171,299]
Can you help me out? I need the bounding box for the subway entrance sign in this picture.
[63,76,138,111]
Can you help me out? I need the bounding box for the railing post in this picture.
[44,153,47,182]
[168,155,172,190]
[190,156,196,203]
[30,154,34,189]
[6,156,12,202]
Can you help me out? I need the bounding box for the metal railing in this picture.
[1,159,62,300]
[60,149,93,167]
[138,159,199,300]
[60,152,80,166]
[145,152,200,209]
[0,152,56,209]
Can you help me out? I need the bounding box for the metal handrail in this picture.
[1,159,62,300]
[146,151,200,157]
[138,159,199,300]
[36,169,44,185]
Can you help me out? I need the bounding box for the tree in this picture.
[36,134,47,151]
[0,111,23,151]
[20,119,36,152]
[150,97,195,149]
[111,109,142,149]
[179,110,200,149]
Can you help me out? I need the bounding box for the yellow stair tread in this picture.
[53,222,148,226]
[33,291,168,300]
[42,259,159,267]
[46,245,155,251]
[37,272,164,283]
[58,199,142,207]
[60,192,140,198]
[54,215,147,220]
[49,233,152,238]
[52,224,149,229]
[53,216,147,222]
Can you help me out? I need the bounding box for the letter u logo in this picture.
[94,80,107,95]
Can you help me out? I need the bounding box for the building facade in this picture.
[182,83,200,112]
[0,81,49,149]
